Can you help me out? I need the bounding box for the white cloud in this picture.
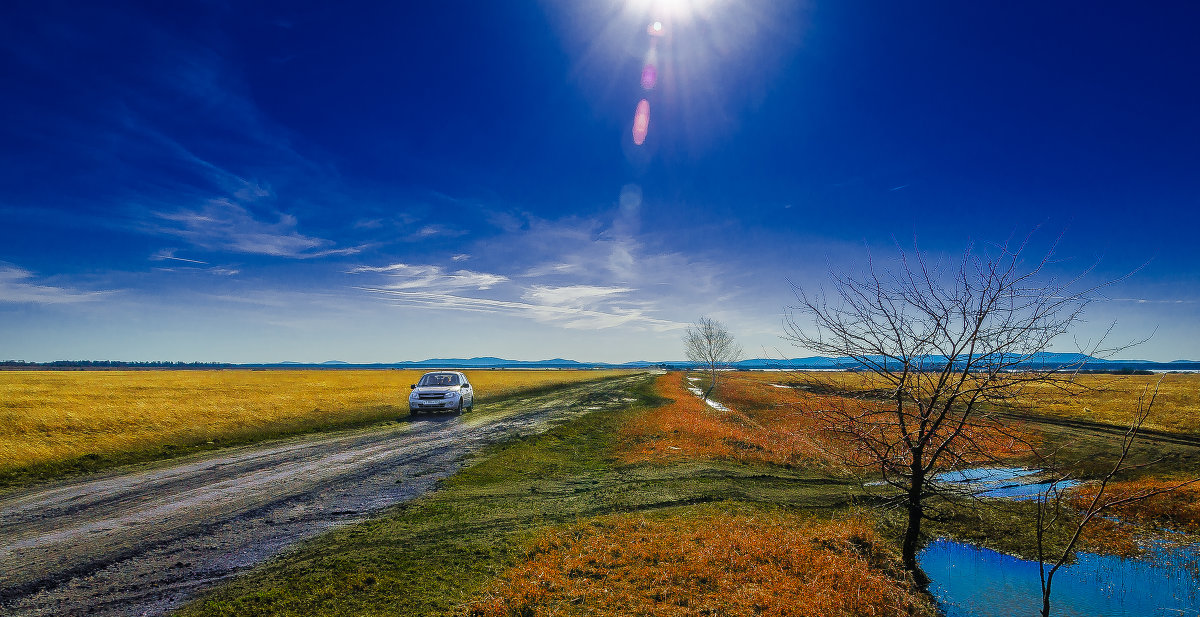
[414,224,467,239]
[1106,297,1197,304]
[355,287,684,331]
[155,199,361,259]
[0,266,112,304]
[523,285,634,309]
[151,248,208,264]
[347,263,507,290]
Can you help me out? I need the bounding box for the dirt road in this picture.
[0,374,647,616]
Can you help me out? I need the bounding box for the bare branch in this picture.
[683,316,743,400]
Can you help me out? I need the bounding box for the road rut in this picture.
[0,374,647,616]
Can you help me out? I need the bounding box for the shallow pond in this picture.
[920,538,1200,616]
[933,466,1078,500]
[922,465,1198,616]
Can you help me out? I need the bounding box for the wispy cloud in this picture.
[151,248,208,264]
[149,249,242,275]
[413,224,468,240]
[154,199,361,259]
[355,287,684,331]
[348,263,507,290]
[0,265,113,304]
[522,284,634,308]
[1106,297,1197,304]
[347,198,733,334]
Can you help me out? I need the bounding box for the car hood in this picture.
[414,386,458,393]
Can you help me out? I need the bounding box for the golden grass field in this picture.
[0,369,631,474]
[722,371,1200,434]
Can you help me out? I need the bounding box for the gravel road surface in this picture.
[0,374,646,616]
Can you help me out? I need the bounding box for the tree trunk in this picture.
[903,452,931,588]
[703,365,717,400]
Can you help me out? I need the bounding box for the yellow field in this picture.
[1014,373,1200,433]
[0,369,630,473]
[725,371,1200,434]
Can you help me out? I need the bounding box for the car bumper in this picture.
[409,400,460,411]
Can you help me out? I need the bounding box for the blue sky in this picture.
[1,1,1197,363]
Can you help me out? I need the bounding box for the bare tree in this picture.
[784,233,1117,584]
[683,316,743,400]
[1034,380,1197,617]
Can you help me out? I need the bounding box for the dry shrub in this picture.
[1070,476,1200,535]
[1077,516,1141,557]
[464,511,934,617]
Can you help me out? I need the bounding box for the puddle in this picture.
[934,466,1079,500]
[923,465,1198,615]
[920,538,1200,617]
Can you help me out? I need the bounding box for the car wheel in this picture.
[456,399,464,414]
[409,407,418,416]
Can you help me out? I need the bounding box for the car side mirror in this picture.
[410,384,416,390]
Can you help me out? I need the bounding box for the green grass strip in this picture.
[177,375,867,616]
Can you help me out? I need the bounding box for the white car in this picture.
[408,371,474,415]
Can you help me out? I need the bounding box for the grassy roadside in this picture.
[177,374,905,617]
[0,371,632,492]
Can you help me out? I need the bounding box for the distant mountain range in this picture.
[4,354,1198,371]
[253,353,1200,371]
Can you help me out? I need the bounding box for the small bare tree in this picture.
[683,316,743,400]
[784,233,1116,584]
[1034,380,1197,617]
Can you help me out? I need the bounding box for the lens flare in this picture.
[632,99,650,145]
[640,64,657,89]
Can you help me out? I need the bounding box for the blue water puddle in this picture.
[922,465,1199,616]
[920,538,1200,617]
[934,466,1078,500]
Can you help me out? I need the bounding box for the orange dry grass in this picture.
[619,374,831,467]
[0,369,630,471]
[727,373,1036,464]
[622,373,1032,472]
[464,511,934,617]
[1070,476,1200,534]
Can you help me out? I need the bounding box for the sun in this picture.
[624,0,721,23]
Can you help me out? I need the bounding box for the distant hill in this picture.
[5,355,1199,371]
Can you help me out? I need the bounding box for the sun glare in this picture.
[625,0,720,23]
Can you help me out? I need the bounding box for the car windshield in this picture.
[418,373,460,387]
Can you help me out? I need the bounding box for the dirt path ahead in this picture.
[0,374,647,616]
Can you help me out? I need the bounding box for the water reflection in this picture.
[934,466,1079,500]
[920,538,1200,617]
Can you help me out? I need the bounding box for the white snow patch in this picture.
[685,384,731,411]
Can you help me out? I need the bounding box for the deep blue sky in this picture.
[2,1,1197,362]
